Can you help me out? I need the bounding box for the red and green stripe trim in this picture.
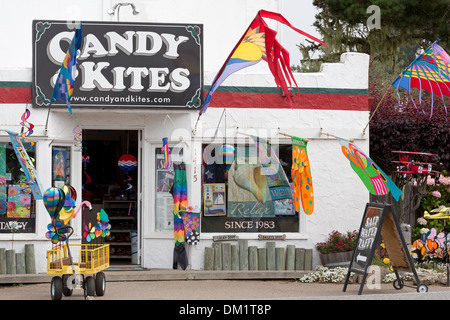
[0,82,369,111]
[0,81,32,104]
[204,86,369,111]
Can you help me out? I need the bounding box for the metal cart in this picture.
[46,227,109,300]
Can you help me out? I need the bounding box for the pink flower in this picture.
[432,190,441,198]
[19,195,31,205]
[439,176,449,185]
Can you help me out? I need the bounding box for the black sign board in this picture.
[350,204,384,273]
[343,202,427,295]
[32,20,203,110]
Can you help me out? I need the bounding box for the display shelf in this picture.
[103,200,136,260]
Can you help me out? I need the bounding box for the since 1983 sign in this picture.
[32,20,203,110]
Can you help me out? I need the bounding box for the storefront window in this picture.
[0,142,36,233]
[154,146,183,232]
[52,146,71,187]
[201,143,299,233]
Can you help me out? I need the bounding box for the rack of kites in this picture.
[43,185,111,300]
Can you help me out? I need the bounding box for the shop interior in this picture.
[82,130,139,265]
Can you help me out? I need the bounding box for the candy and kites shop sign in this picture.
[32,20,203,109]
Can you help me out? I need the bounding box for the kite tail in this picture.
[429,95,434,119]
[258,10,328,47]
[256,10,327,104]
[408,93,419,113]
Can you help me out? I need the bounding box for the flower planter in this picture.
[319,251,353,268]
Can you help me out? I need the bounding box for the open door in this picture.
[81,129,140,266]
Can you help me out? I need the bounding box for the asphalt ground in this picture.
[1,278,450,300]
[2,278,448,318]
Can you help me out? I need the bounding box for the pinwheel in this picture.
[83,223,96,243]
[46,220,66,244]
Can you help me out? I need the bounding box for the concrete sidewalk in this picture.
[2,267,450,301]
[0,268,311,284]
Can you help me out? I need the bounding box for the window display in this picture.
[203,183,226,216]
[154,146,183,232]
[201,143,298,233]
[0,142,36,233]
[52,146,71,188]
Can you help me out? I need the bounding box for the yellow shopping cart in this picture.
[46,227,110,300]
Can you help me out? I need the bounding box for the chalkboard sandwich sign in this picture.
[343,202,428,295]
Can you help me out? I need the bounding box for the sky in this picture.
[281,0,320,67]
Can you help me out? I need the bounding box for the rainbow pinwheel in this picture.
[392,40,450,118]
[199,10,327,115]
[83,209,111,242]
[83,222,96,242]
[96,209,111,238]
[46,220,66,244]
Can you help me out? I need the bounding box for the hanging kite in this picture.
[336,136,402,201]
[50,24,82,116]
[391,40,449,118]
[7,130,44,200]
[172,162,188,270]
[291,136,314,215]
[199,10,327,115]
[249,135,292,202]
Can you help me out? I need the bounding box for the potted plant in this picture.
[316,230,358,267]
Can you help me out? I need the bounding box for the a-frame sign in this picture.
[343,202,428,295]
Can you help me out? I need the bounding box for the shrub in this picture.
[315,230,359,254]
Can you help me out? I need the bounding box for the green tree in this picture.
[297,0,450,73]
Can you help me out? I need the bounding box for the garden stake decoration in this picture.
[43,187,66,244]
[43,187,65,221]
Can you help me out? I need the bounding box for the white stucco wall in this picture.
[0,0,371,272]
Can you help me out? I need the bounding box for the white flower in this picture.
[417,217,427,225]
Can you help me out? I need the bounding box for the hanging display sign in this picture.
[32,20,203,110]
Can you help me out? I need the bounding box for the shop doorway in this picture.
[82,130,140,266]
